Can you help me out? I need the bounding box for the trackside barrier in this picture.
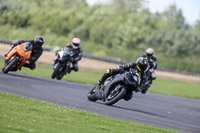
[1,39,200,77]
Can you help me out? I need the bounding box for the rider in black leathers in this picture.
[139,48,158,93]
[95,57,148,100]
[56,38,83,74]
[141,48,157,74]
[5,36,44,70]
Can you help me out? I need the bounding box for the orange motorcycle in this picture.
[2,42,32,74]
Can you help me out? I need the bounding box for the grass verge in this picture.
[150,79,200,99]
[0,92,178,133]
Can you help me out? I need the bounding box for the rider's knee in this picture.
[73,65,78,71]
[105,69,111,74]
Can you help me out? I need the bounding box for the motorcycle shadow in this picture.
[94,101,163,117]
[112,104,164,117]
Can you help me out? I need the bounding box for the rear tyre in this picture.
[87,87,98,102]
[2,58,18,74]
[105,87,126,106]
[51,62,62,79]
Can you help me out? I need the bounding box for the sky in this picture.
[86,0,200,25]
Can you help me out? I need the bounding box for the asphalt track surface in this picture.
[0,72,200,133]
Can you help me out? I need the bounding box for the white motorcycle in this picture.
[51,48,74,80]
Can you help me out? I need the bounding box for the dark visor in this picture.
[73,43,79,47]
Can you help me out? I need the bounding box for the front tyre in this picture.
[105,87,126,106]
[87,87,98,102]
[51,62,62,79]
[2,58,18,74]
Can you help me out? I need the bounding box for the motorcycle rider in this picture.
[56,37,83,74]
[95,57,148,101]
[139,48,158,93]
[141,48,157,74]
[5,36,44,70]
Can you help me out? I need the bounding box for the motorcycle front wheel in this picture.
[87,87,98,102]
[51,62,62,79]
[2,58,18,74]
[105,86,126,106]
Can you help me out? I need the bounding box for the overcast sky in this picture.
[86,0,200,25]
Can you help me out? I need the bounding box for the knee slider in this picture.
[30,66,35,70]
[30,64,36,70]
[105,69,111,74]
[73,66,78,71]
[73,64,78,71]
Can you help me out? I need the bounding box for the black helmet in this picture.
[146,48,154,57]
[34,36,44,47]
[136,57,148,71]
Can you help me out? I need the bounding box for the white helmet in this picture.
[146,48,154,57]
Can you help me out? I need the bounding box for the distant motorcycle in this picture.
[2,43,32,74]
[87,68,141,106]
[51,48,73,80]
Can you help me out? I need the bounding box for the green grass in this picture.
[0,59,200,99]
[0,92,178,133]
[150,79,200,99]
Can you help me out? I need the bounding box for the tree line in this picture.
[0,0,200,69]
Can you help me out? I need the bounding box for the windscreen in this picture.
[24,42,32,52]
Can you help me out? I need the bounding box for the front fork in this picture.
[4,58,7,65]
[60,61,71,75]
[5,55,19,66]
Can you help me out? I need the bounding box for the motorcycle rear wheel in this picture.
[2,58,18,74]
[105,87,126,106]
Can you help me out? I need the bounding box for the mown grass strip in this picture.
[0,92,178,133]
